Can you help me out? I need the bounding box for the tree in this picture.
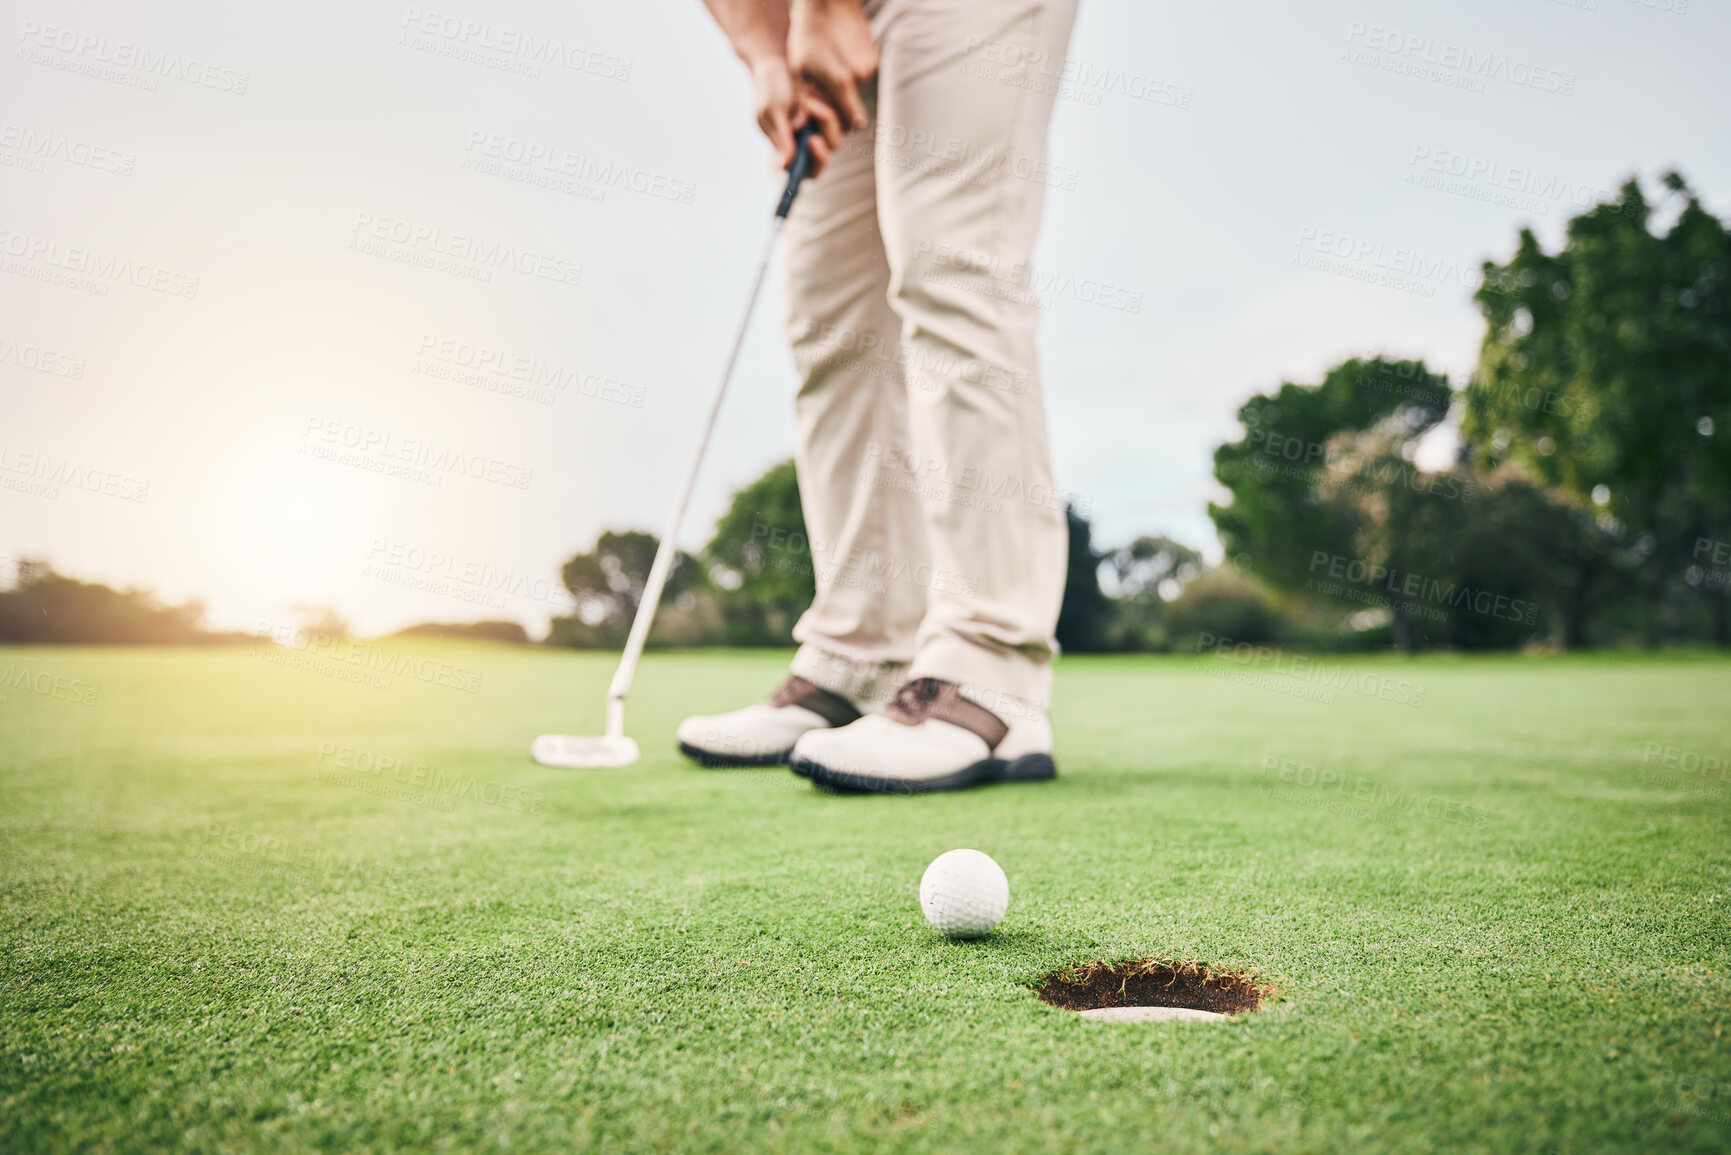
[1103,535,1205,600]
[702,460,814,645]
[1210,357,1466,650]
[1355,470,1595,650]
[1055,504,1112,652]
[1205,354,1626,650]
[1099,534,1204,651]
[1162,567,1288,651]
[1211,357,1450,587]
[392,621,529,644]
[546,462,815,650]
[0,565,238,644]
[546,530,708,648]
[1466,172,1731,643]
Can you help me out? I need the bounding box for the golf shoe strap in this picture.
[769,676,863,728]
[882,678,1009,750]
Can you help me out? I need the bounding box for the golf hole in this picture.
[1035,960,1269,1023]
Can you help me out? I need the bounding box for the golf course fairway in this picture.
[3,643,1728,1152]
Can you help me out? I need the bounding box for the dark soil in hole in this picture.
[1034,960,1269,1017]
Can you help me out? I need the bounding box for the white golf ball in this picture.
[919,849,1009,938]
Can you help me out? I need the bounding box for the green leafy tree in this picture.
[392,621,529,644]
[1104,535,1205,599]
[0,564,233,644]
[702,460,814,644]
[1099,534,1204,651]
[1466,172,1731,643]
[1055,504,1114,653]
[1162,567,1288,651]
[1211,357,1450,586]
[547,530,708,649]
[1315,422,1566,650]
[1210,357,1459,650]
[1207,356,1601,650]
[1353,470,1593,650]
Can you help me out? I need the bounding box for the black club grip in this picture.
[776,122,821,219]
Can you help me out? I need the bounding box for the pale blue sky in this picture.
[3,0,1726,635]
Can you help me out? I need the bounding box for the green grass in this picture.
[2,643,1729,1152]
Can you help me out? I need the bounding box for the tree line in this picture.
[550,172,1729,653]
[3,173,1722,652]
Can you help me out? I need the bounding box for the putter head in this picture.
[531,734,641,769]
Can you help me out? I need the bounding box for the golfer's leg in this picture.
[783,79,930,704]
[874,0,1078,717]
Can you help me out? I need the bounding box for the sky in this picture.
[3,0,1727,637]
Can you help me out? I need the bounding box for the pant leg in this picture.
[782,77,930,704]
[870,0,1079,713]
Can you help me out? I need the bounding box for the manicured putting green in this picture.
[2,644,1728,1151]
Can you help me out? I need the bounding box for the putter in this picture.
[532,124,820,769]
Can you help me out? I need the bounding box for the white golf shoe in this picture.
[790,677,1056,794]
[676,675,866,767]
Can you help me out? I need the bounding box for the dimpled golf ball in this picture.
[919,849,1009,938]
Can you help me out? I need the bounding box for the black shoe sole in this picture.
[677,742,792,769]
[789,752,1057,795]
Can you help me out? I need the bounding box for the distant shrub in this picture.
[1162,569,1289,652]
[390,621,530,644]
[0,564,242,644]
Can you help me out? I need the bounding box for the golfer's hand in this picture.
[748,53,844,178]
[789,0,877,134]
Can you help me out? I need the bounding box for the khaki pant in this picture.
[784,0,1077,714]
